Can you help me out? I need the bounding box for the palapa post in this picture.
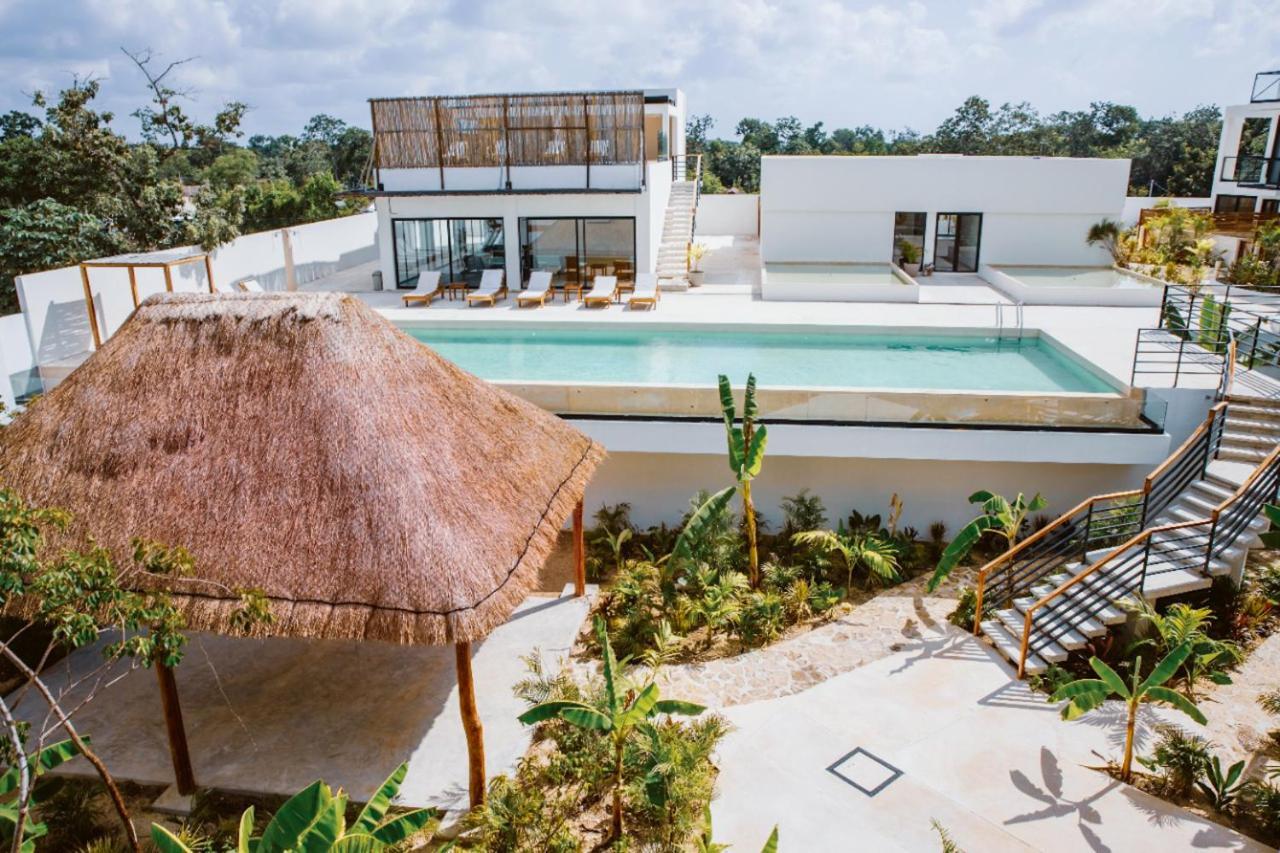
[155,662,196,795]
[573,499,586,597]
[0,292,605,808]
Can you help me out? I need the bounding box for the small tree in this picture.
[1085,218,1125,264]
[793,522,900,590]
[718,375,768,588]
[1053,643,1205,782]
[927,490,1046,592]
[517,616,704,842]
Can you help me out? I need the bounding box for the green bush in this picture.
[1141,725,1211,797]
[1246,780,1280,835]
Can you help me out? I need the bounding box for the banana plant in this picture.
[0,738,83,853]
[1052,643,1205,782]
[927,490,1047,592]
[671,485,736,573]
[719,374,768,588]
[1197,755,1246,812]
[517,615,705,842]
[1260,504,1280,548]
[792,522,900,590]
[150,763,438,852]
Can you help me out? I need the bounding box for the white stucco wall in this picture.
[760,155,1131,266]
[1210,102,1279,209]
[697,194,759,235]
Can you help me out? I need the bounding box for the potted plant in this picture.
[688,242,707,285]
[897,240,921,276]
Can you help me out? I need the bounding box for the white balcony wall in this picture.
[379,164,647,193]
[697,194,759,236]
[760,155,1130,266]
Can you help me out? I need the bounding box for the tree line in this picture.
[0,50,371,313]
[688,95,1223,198]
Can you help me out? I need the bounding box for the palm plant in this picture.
[517,616,705,842]
[151,763,438,852]
[1052,643,1205,782]
[718,374,768,588]
[793,522,900,590]
[1085,218,1125,263]
[927,490,1046,592]
[1197,755,1246,812]
[1128,599,1237,700]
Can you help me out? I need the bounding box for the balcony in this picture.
[1253,70,1280,103]
[1221,155,1280,189]
[367,91,650,193]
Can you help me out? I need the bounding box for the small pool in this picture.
[763,263,906,287]
[982,265,1163,307]
[402,326,1114,394]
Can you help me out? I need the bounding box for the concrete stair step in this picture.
[980,619,1048,676]
[1221,430,1277,451]
[1218,447,1271,464]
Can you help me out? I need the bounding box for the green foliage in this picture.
[793,523,901,590]
[0,738,84,852]
[931,818,965,853]
[1027,663,1074,698]
[1260,506,1280,551]
[1259,688,1280,717]
[1196,755,1246,812]
[150,763,438,852]
[1139,724,1211,797]
[1128,599,1239,699]
[1085,218,1126,263]
[1052,644,1205,781]
[928,490,1047,592]
[718,374,768,588]
[1245,780,1280,835]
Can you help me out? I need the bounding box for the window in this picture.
[392,218,504,289]
[519,218,636,288]
[934,213,982,273]
[1262,199,1278,214]
[891,213,926,265]
[1238,117,1273,158]
[1214,195,1257,213]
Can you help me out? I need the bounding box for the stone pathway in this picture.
[658,568,973,707]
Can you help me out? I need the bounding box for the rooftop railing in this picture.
[1252,70,1280,103]
[1221,155,1280,189]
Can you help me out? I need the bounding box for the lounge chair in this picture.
[401,270,444,306]
[237,279,264,293]
[465,270,507,307]
[517,271,554,307]
[627,273,660,310]
[581,275,618,308]
[211,279,236,294]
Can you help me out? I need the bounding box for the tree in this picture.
[205,148,259,191]
[927,490,1046,592]
[718,374,768,588]
[686,114,715,155]
[122,47,246,168]
[517,616,704,842]
[1053,643,1205,782]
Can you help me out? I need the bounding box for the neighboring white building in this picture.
[759,154,1130,270]
[1210,70,1280,217]
[367,89,690,295]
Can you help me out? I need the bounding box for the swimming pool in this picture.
[761,263,919,303]
[402,326,1114,394]
[982,265,1163,307]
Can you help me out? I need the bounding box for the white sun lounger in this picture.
[582,275,618,307]
[401,270,444,306]
[517,271,554,307]
[465,269,507,306]
[237,279,264,293]
[627,273,659,309]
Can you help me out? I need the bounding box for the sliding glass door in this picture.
[891,212,926,264]
[519,217,635,288]
[392,218,504,289]
[934,213,982,273]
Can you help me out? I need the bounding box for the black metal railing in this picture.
[1018,442,1280,676]
[1151,283,1280,377]
[1221,155,1280,189]
[974,400,1231,632]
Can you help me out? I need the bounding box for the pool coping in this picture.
[979,263,1165,308]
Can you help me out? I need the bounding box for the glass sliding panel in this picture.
[452,218,505,287]
[393,218,503,289]
[934,213,981,273]
[891,212,926,265]
[583,218,636,284]
[520,218,581,288]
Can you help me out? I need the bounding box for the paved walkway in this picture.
[710,630,1266,852]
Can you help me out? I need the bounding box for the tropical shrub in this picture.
[1246,780,1280,835]
[928,490,1046,592]
[1127,599,1239,700]
[717,374,768,588]
[792,522,900,591]
[1196,754,1247,813]
[1140,724,1212,797]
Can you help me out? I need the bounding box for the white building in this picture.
[1210,70,1280,218]
[760,154,1130,270]
[367,89,690,296]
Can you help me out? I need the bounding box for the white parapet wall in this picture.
[0,313,36,411]
[760,154,1130,267]
[15,212,377,369]
[696,194,759,236]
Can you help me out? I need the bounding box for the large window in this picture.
[392,218,504,289]
[891,212,926,265]
[519,218,636,288]
[1214,195,1257,213]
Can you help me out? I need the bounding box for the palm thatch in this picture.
[0,292,604,645]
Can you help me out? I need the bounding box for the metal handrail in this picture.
[1016,443,1280,676]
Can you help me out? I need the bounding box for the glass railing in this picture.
[1252,70,1280,103]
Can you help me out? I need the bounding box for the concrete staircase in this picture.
[655,180,698,290]
[980,396,1280,676]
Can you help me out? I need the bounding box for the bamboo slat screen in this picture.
[370,91,646,169]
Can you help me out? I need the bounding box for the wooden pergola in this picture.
[80,250,216,349]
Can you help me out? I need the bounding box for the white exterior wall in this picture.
[0,313,35,411]
[375,160,670,291]
[760,155,1130,266]
[697,194,760,235]
[1211,102,1279,209]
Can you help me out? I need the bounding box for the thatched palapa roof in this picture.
[0,293,604,644]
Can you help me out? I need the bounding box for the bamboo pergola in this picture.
[369,90,646,187]
[80,250,216,349]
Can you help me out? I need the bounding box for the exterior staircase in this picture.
[977,394,1280,677]
[655,156,702,291]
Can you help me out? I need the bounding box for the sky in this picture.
[0,0,1277,141]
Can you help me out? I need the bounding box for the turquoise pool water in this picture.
[401,327,1115,394]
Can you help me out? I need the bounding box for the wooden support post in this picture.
[162,264,174,293]
[573,499,586,597]
[203,254,217,294]
[79,265,102,350]
[454,642,486,808]
[127,267,140,308]
[155,662,196,796]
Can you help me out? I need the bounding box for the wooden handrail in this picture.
[1143,402,1227,487]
